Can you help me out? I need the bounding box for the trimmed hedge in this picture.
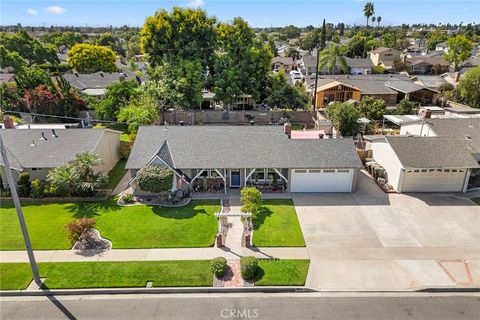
[240,256,258,280]
[211,257,228,278]
[137,165,173,193]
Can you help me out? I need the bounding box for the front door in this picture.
[230,170,241,188]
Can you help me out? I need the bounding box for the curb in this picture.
[0,286,315,297]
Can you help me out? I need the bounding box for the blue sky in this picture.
[1,1,479,27]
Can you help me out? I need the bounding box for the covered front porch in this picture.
[186,168,289,194]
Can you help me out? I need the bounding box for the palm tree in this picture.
[318,43,348,75]
[377,16,382,27]
[362,2,375,58]
[47,164,79,196]
[372,17,376,27]
[74,151,103,178]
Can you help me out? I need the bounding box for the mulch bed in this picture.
[72,228,112,255]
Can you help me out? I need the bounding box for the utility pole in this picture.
[313,19,326,111]
[0,134,42,287]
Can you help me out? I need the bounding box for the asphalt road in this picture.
[1,293,480,320]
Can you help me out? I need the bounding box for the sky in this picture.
[1,0,479,28]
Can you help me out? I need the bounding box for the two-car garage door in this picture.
[401,169,467,192]
[290,168,353,192]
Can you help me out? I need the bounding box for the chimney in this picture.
[422,109,432,119]
[3,115,14,129]
[40,132,47,141]
[454,72,461,83]
[51,129,58,138]
[284,122,292,137]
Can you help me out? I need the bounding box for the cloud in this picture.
[44,6,66,14]
[187,0,205,8]
[26,9,38,16]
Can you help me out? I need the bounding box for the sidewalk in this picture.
[0,247,309,263]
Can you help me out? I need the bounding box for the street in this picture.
[1,293,480,320]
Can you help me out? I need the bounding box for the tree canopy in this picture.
[325,102,361,136]
[67,43,117,73]
[458,66,480,108]
[444,35,473,70]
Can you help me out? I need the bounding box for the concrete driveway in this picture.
[294,171,480,291]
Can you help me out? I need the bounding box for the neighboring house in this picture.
[406,54,450,75]
[272,56,295,73]
[63,71,145,97]
[301,54,318,75]
[0,128,120,187]
[440,72,462,86]
[126,125,362,193]
[311,74,417,108]
[410,75,449,90]
[369,47,401,69]
[345,57,374,75]
[435,42,448,53]
[370,136,478,192]
[385,80,439,105]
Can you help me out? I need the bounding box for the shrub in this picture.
[65,218,97,245]
[120,141,133,159]
[211,257,228,278]
[122,193,135,203]
[30,179,44,198]
[17,172,31,197]
[240,256,258,280]
[43,183,69,197]
[0,188,11,197]
[137,165,174,193]
[240,187,262,219]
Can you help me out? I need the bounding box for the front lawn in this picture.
[0,263,33,290]
[0,261,212,290]
[105,159,127,189]
[0,199,220,250]
[254,259,310,286]
[252,199,305,247]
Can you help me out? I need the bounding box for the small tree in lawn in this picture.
[137,165,174,193]
[240,187,262,219]
[65,218,97,245]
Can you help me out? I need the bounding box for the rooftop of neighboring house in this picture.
[410,75,448,88]
[382,136,480,169]
[0,128,118,170]
[370,47,400,54]
[63,71,145,90]
[344,57,374,69]
[406,54,450,66]
[126,125,363,170]
[0,73,15,84]
[272,56,294,65]
[423,118,480,141]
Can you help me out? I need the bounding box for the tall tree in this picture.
[444,35,473,70]
[321,19,327,50]
[318,43,348,74]
[458,66,480,108]
[376,16,382,27]
[140,7,216,69]
[68,43,117,73]
[362,2,375,58]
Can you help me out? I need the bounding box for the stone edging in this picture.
[72,228,112,253]
[117,195,191,208]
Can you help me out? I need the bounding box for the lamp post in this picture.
[0,134,42,286]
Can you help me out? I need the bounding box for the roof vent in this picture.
[30,140,36,147]
[51,129,58,138]
[40,132,47,141]
[466,135,472,140]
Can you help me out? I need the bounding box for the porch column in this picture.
[224,169,227,194]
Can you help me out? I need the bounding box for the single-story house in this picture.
[0,128,120,187]
[406,55,450,75]
[345,57,374,75]
[385,80,439,104]
[370,136,479,192]
[63,71,146,97]
[272,56,295,72]
[410,75,449,90]
[126,125,363,193]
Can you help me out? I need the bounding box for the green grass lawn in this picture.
[0,261,212,290]
[105,159,127,189]
[291,124,305,131]
[252,199,305,247]
[254,259,310,286]
[0,263,33,290]
[0,199,220,250]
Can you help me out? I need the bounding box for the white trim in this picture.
[148,155,182,178]
[213,168,225,180]
[245,168,256,181]
[274,168,288,183]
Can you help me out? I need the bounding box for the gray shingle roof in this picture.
[425,118,480,151]
[345,57,374,69]
[0,129,109,169]
[126,126,362,170]
[385,136,480,169]
[64,72,144,90]
[385,81,431,94]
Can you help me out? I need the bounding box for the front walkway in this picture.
[0,247,309,263]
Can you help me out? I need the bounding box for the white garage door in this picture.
[290,169,353,193]
[401,169,467,192]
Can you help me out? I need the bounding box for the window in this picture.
[267,169,278,181]
[421,169,428,173]
[253,169,266,180]
[337,169,350,173]
[413,169,420,173]
[309,169,322,173]
[197,169,208,178]
[323,169,336,173]
[31,168,38,171]
[429,169,435,172]
[436,169,443,172]
[295,169,307,173]
[444,169,450,173]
